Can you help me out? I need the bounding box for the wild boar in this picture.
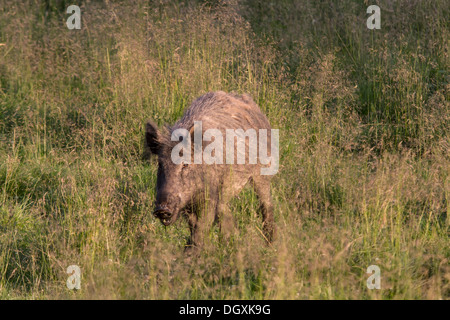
[145,91,278,252]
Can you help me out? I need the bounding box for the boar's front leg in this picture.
[216,192,237,242]
[251,176,275,243]
[185,194,218,253]
[185,213,198,253]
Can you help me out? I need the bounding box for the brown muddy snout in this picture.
[153,204,174,226]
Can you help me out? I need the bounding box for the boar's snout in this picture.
[153,204,175,226]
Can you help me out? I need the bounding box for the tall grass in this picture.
[0,0,448,299]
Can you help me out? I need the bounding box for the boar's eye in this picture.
[182,163,189,169]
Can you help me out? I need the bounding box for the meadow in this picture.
[0,0,448,299]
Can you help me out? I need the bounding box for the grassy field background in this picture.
[0,0,448,299]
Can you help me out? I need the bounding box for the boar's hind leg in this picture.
[251,176,275,243]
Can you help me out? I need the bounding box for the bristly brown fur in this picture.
[145,91,275,253]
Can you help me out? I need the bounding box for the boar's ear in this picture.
[145,119,161,155]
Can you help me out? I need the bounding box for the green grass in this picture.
[0,0,448,299]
